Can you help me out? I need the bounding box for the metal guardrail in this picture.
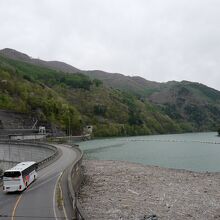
[67,146,87,220]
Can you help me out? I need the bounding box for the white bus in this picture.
[3,161,38,192]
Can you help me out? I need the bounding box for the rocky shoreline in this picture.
[78,160,220,220]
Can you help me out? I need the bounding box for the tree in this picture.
[93,79,103,87]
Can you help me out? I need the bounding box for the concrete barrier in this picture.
[50,134,91,143]
[67,146,87,220]
[0,140,60,186]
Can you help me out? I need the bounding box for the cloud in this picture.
[0,0,220,90]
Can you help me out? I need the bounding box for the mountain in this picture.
[0,48,161,96]
[148,81,220,130]
[0,48,80,73]
[0,48,220,133]
[0,52,184,136]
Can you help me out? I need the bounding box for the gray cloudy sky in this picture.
[1,0,220,90]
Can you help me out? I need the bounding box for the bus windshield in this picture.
[3,171,21,178]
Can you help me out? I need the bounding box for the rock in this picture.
[78,160,220,220]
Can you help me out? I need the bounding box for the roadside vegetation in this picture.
[0,56,82,134]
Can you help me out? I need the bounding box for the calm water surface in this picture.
[78,132,220,172]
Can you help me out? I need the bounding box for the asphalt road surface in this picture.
[0,144,77,220]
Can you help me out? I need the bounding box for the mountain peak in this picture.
[0,48,161,94]
[0,48,80,73]
[0,48,31,62]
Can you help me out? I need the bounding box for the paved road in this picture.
[0,144,77,220]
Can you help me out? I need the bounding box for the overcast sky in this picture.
[1,0,220,90]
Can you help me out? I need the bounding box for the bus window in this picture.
[3,171,21,178]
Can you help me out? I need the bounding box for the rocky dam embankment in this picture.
[79,160,220,220]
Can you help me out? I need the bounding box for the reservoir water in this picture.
[78,132,220,172]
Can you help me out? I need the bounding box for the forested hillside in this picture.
[0,56,82,134]
[0,48,219,136]
[0,55,188,136]
[148,81,220,131]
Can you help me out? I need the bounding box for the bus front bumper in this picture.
[3,185,23,192]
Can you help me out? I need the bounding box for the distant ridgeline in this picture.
[0,48,220,137]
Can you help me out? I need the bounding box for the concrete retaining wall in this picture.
[0,141,54,171]
[0,141,59,184]
[67,147,86,220]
